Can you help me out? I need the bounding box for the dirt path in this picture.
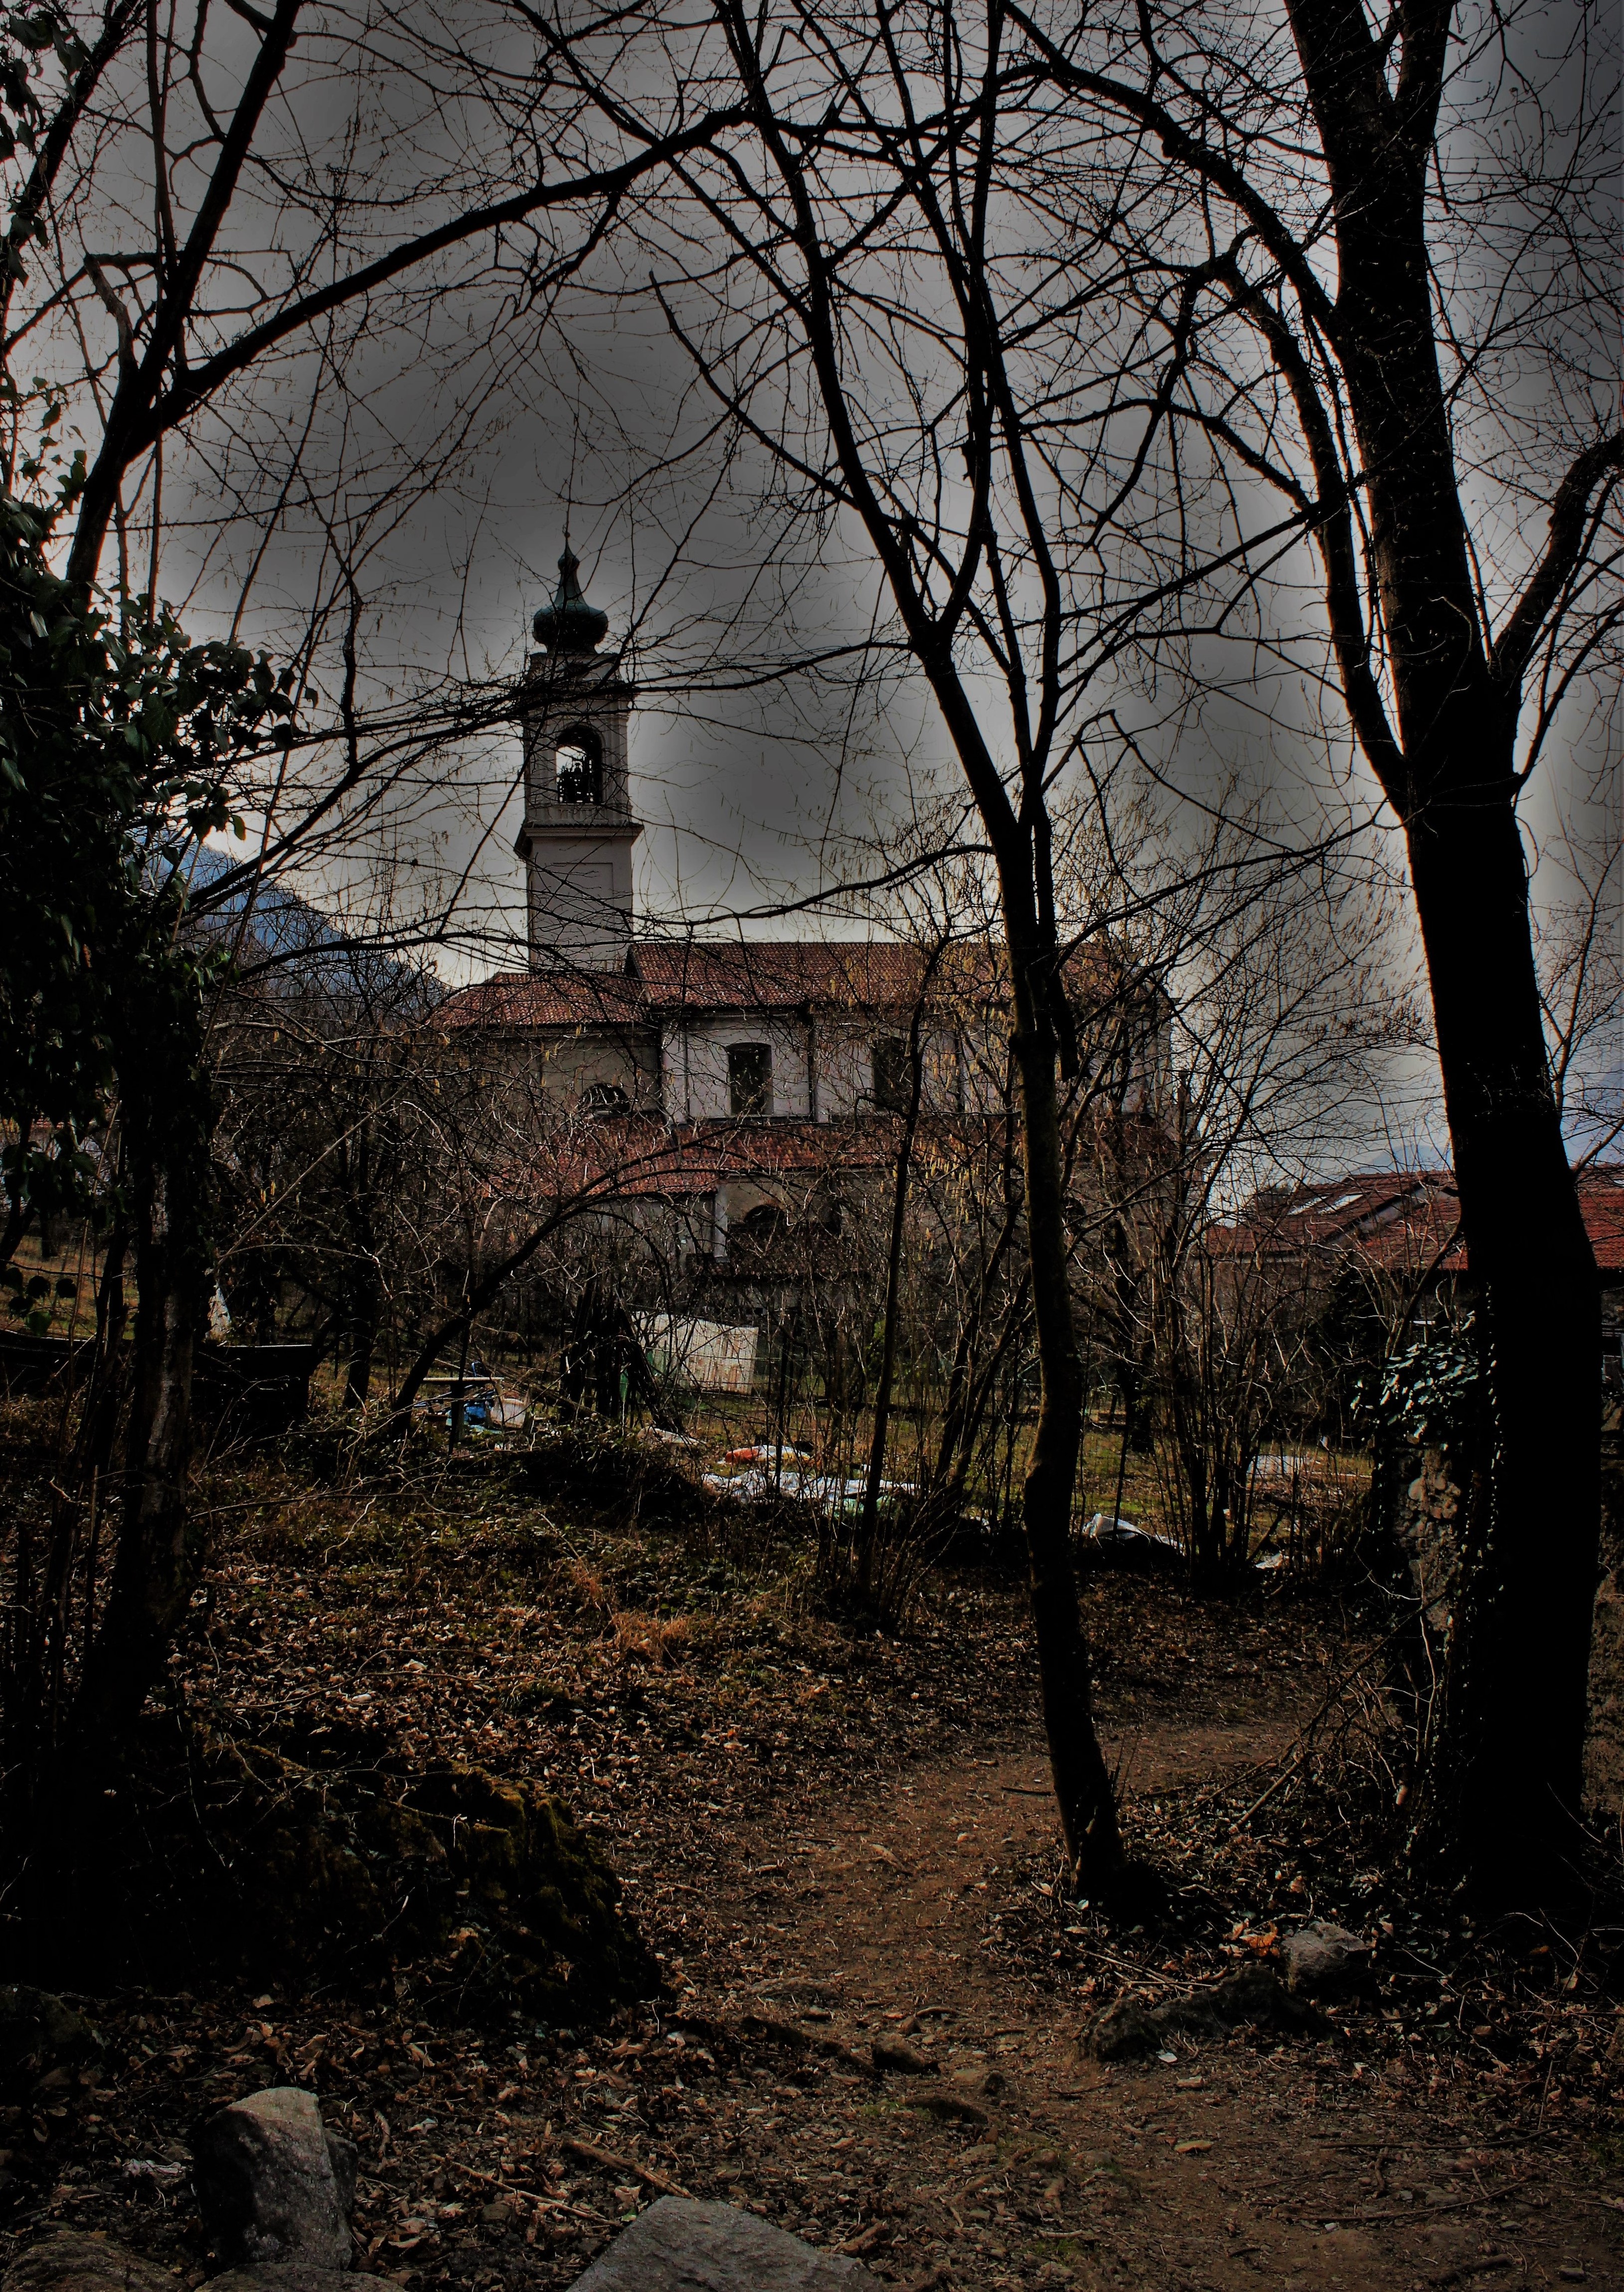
[712,1721,1293,2007]
[659,1718,1621,2292]
[5,1505,1613,2292]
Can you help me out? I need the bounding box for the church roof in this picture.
[632,939,926,1010]
[484,1112,1008,1202]
[556,1117,901,1198]
[532,543,610,655]
[437,970,646,1030]
[438,938,931,1030]
[438,934,1133,1031]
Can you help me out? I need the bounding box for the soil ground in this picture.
[2,1443,1619,2292]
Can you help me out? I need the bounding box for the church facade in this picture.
[439,548,1164,1276]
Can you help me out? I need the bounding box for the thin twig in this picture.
[559,2134,688,2198]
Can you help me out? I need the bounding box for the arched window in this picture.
[554,725,603,804]
[580,1081,631,1118]
[733,1202,786,1250]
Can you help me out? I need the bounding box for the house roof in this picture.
[1230,1173,1460,1264]
[436,940,935,1031]
[1580,1165,1624,1274]
[1214,1166,1624,1278]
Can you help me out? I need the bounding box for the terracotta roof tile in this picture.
[486,1116,941,1202]
[631,939,927,1010]
[1579,1167,1624,1273]
[439,935,1131,1030]
[437,970,644,1030]
[1215,1165,1624,1276]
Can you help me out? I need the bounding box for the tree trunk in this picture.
[1009,978,1127,1893]
[343,1257,383,1409]
[83,1217,130,1481]
[930,1259,1028,1521]
[1281,1,1606,1895]
[1404,768,1600,1891]
[75,1029,211,1745]
[732,45,1129,1888]
[858,1001,930,1588]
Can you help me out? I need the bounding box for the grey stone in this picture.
[190,2088,353,2269]
[205,2270,352,2292]
[1281,1920,1371,1997]
[324,2132,358,2222]
[566,2198,871,2292]
[2,2233,174,2292]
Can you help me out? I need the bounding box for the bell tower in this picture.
[515,543,639,971]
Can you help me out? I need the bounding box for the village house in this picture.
[1214,1166,1624,1393]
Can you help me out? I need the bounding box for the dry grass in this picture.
[611,1609,692,1668]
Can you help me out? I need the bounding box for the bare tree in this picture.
[522,1,1155,1893]
[1089,852,1419,1582]
[996,0,1621,1892]
[1532,820,1624,1166]
[514,0,1616,1897]
[0,2,746,591]
[210,900,455,1404]
[0,0,761,1792]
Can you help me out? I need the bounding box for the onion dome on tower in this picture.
[533,542,610,656]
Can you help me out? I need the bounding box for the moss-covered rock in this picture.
[194,1734,660,2018]
[6,1725,659,2024]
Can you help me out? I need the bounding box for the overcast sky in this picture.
[66,0,1610,1171]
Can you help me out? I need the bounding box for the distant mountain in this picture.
[179,844,443,1010]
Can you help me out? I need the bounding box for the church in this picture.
[438,546,1162,1273]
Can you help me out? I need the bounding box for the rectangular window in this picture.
[870,1034,912,1115]
[728,1042,773,1118]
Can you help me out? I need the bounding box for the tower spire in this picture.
[533,541,609,655]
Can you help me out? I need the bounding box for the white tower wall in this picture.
[515,646,640,972]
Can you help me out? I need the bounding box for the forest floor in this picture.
[2,1435,1620,2292]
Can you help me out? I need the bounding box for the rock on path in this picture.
[567,2199,872,2292]
[191,2088,355,2272]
